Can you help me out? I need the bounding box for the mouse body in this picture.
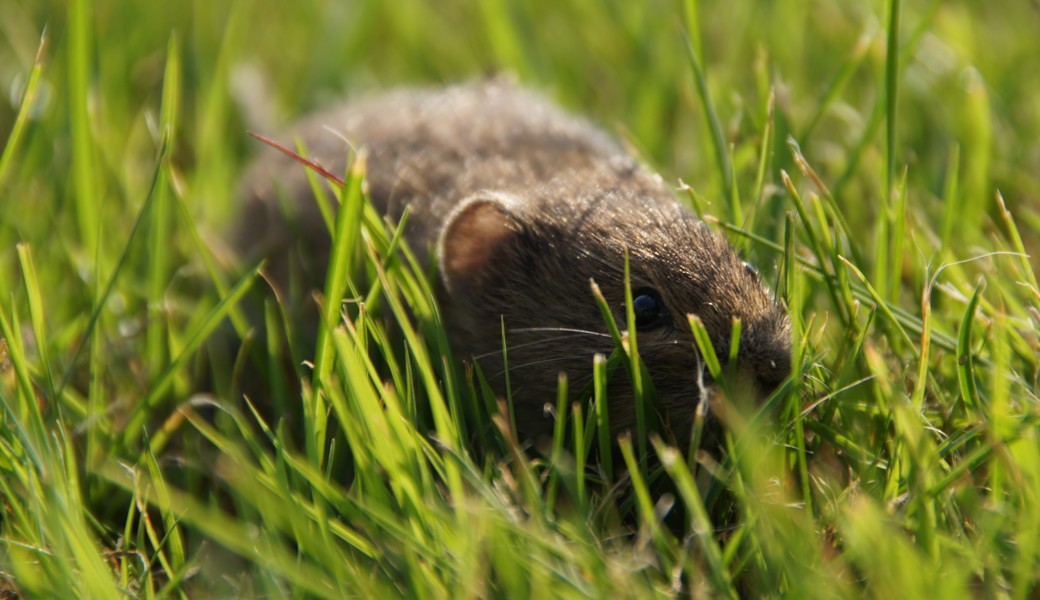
[236,81,791,440]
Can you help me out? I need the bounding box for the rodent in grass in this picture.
[235,80,791,441]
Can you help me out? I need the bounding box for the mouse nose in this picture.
[754,352,791,395]
[737,329,792,397]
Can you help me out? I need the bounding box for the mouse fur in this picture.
[235,81,791,441]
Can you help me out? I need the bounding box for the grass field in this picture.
[1,0,1039,597]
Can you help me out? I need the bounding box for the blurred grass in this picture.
[0,0,1039,597]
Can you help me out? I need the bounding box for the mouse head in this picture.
[438,188,791,442]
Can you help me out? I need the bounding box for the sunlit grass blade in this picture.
[955,280,984,412]
[838,255,917,355]
[654,438,737,599]
[593,353,612,481]
[781,169,851,327]
[746,89,775,237]
[58,131,172,396]
[478,0,530,77]
[939,144,961,255]
[622,251,657,461]
[499,316,516,443]
[16,244,56,404]
[0,29,46,190]
[883,0,902,209]
[681,29,735,222]
[995,191,1040,311]
[800,31,872,143]
[573,401,587,512]
[122,261,263,451]
[618,434,675,562]
[687,314,721,381]
[140,444,186,578]
[0,302,48,462]
[545,372,569,511]
[308,153,365,468]
[68,0,98,252]
[97,459,377,598]
[145,34,181,379]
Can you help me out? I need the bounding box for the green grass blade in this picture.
[593,353,612,481]
[309,154,366,467]
[68,0,98,252]
[0,30,46,190]
[655,439,737,599]
[15,244,57,404]
[688,314,721,380]
[996,192,1040,310]
[955,280,984,411]
[122,262,263,450]
[884,0,902,210]
[58,133,171,396]
[681,29,735,221]
[146,34,181,378]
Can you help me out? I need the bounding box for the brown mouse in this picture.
[235,81,791,442]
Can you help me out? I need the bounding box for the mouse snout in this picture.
[737,325,792,397]
[752,352,791,396]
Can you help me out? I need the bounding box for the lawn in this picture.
[0,0,1038,597]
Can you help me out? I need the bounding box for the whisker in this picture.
[578,248,625,278]
[472,329,613,360]
[508,326,613,339]
[635,338,685,348]
[487,352,595,380]
[479,333,701,379]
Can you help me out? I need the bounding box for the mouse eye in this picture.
[743,262,760,280]
[631,288,669,331]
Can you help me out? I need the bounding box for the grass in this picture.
[1,0,1039,597]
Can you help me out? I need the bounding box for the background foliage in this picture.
[0,0,1038,597]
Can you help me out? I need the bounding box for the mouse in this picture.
[235,80,791,442]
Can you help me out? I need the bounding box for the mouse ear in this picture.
[439,192,523,296]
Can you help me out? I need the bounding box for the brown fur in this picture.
[236,81,791,441]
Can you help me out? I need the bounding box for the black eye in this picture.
[631,288,668,330]
[744,262,760,280]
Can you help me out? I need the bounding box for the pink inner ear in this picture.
[442,199,517,285]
